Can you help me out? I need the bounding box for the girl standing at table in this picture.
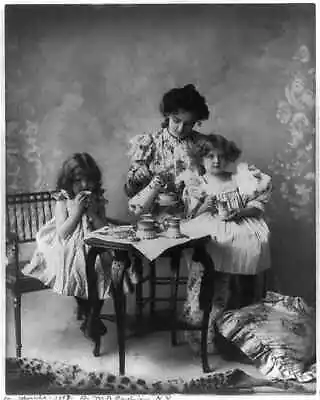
[23,153,114,346]
[178,134,272,354]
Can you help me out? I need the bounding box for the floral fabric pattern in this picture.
[125,128,206,198]
[269,45,315,223]
[181,263,267,354]
[216,291,316,382]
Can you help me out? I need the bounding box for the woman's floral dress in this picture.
[22,191,112,299]
[178,163,272,353]
[125,127,206,201]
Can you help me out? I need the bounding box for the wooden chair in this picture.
[135,243,215,373]
[134,256,188,325]
[6,191,56,357]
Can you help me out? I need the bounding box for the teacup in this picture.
[165,217,182,238]
[217,200,229,218]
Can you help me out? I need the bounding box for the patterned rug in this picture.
[6,357,316,395]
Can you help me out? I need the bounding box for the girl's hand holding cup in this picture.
[202,195,216,213]
[74,191,92,215]
[222,208,242,222]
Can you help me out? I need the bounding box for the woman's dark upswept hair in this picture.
[56,152,103,198]
[192,134,242,173]
[160,84,209,127]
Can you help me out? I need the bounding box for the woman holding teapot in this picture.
[125,84,210,219]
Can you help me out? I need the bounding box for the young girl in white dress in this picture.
[178,134,272,354]
[23,153,114,347]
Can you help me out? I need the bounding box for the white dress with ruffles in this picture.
[180,163,272,275]
[22,192,112,299]
[176,163,272,354]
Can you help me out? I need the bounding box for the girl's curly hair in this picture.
[191,134,242,172]
[56,152,104,198]
[160,84,209,128]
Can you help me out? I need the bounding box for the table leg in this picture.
[134,255,144,324]
[149,260,156,317]
[13,292,22,358]
[193,244,215,373]
[201,296,212,373]
[86,248,103,357]
[110,250,129,375]
[170,249,182,347]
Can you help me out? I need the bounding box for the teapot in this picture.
[128,177,164,216]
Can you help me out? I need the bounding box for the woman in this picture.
[125,84,210,218]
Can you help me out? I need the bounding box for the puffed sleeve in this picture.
[52,190,69,201]
[236,163,272,212]
[125,133,156,198]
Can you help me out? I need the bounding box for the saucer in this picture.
[136,230,158,240]
[108,225,135,239]
[157,199,179,207]
[162,232,188,239]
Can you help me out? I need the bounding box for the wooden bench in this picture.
[6,191,56,357]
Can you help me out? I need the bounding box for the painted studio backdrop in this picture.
[5,5,316,304]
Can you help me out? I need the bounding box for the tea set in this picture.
[136,214,184,240]
[104,191,184,242]
[104,215,184,241]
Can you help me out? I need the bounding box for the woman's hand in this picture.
[134,164,152,182]
[150,175,165,190]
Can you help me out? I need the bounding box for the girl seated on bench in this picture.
[23,153,116,350]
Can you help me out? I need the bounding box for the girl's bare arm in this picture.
[55,200,83,240]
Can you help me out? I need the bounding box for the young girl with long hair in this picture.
[178,134,272,354]
[23,153,115,352]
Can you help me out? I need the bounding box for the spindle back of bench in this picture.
[6,191,56,243]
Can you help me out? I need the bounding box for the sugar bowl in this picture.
[136,215,157,240]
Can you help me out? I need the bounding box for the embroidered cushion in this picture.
[216,291,316,382]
